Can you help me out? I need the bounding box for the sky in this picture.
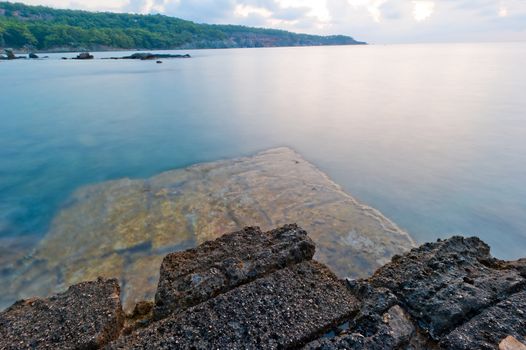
[5,0,526,43]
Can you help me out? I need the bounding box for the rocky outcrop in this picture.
[153,224,315,319]
[73,52,94,59]
[111,261,358,349]
[305,236,526,349]
[1,49,23,60]
[1,226,524,349]
[0,278,124,350]
[106,52,191,60]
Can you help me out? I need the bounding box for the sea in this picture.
[1,42,525,259]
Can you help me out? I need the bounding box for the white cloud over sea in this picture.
[5,0,526,43]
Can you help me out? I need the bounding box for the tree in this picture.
[0,2,364,51]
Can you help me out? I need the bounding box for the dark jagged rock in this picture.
[109,261,359,349]
[0,278,124,350]
[304,236,526,349]
[29,53,39,59]
[305,304,416,350]
[153,224,315,319]
[441,290,526,349]
[368,237,525,339]
[1,226,524,350]
[74,52,94,60]
[107,52,191,60]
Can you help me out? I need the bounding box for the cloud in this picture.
[412,1,434,22]
[3,0,526,43]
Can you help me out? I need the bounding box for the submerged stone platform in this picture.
[0,148,414,311]
[1,225,524,349]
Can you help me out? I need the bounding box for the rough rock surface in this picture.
[110,261,358,349]
[304,236,526,350]
[0,226,525,350]
[0,278,124,350]
[154,224,315,319]
[1,148,414,311]
[441,291,526,350]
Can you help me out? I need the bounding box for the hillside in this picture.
[0,2,366,51]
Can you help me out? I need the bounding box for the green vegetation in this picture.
[0,2,365,51]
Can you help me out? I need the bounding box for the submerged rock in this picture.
[0,278,124,350]
[0,148,414,311]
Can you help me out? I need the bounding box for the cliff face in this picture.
[1,225,525,350]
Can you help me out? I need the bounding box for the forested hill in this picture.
[0,2,366,51]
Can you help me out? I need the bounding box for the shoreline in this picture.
[2,42,367,55]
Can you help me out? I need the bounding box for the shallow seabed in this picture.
[0,148,413,311]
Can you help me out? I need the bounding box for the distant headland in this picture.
[0,2,366,53]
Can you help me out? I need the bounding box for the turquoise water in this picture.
[1,43,526,259]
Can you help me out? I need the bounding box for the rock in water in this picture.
[0,147,414,312]
[0,278,124,350]
[74,52,94,59]
[153,224,315,319]
[109,52,191,60]
[4,49,16,60]
[29,53,39,59]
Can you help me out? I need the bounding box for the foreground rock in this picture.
[111,261,358,349]
[154,224,315,319]
[0,148,414,311]
[0,227,524,349]
[305,236,526,349]
[0,278,124,350]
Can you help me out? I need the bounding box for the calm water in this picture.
[1,43,526,259]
